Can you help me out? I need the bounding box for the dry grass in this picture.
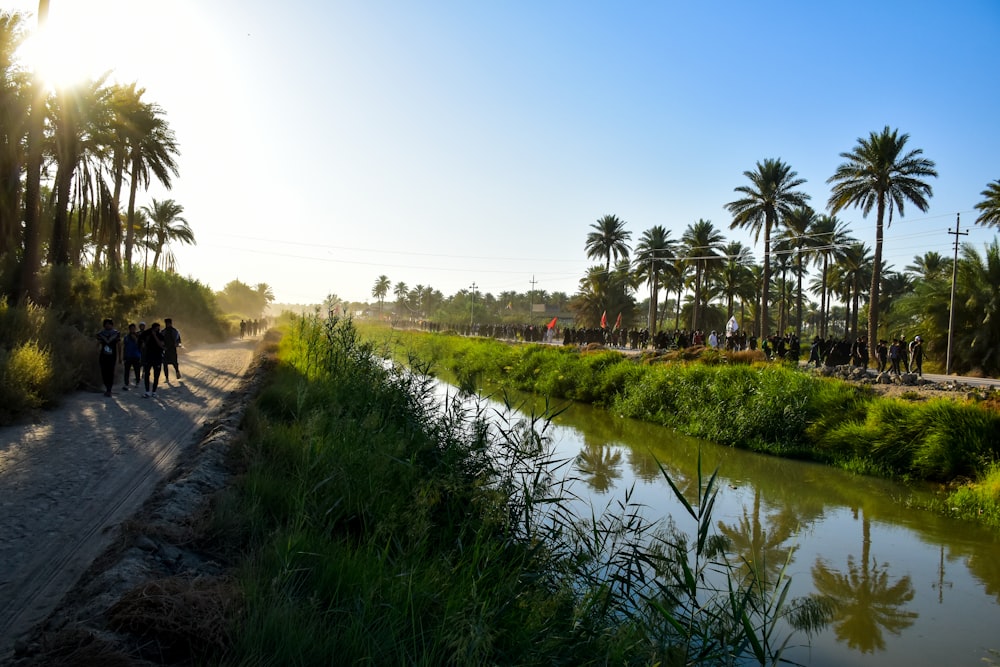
[106,575,241,663]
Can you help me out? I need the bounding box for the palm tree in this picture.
[371,274,390,314]
[123,97,179,275]
[255,282,275,313]
[828,126,937,357]
[974,179,1000,230]
[810,215,852,339]
[571,261,636,328]
[633,225,676,334]
[779,206,817,340]
[717,241,755,322]
[585,214,631,274]
[840,242,873,339]
[140,198,193,271]
[771,238,794,334]
[17,0,49,303]
[955,239,1000,375]
[681,219,725,332]
[726,158,810,337]
[905,251,950,283]
[393,281,408,310]
[49,75,113,271]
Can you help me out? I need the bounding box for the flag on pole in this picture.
[600,311,607,328]
[547,316,558,330]
[613,313,622,331]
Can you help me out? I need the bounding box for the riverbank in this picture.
[364,324,1000,528]
[17,316,820,665]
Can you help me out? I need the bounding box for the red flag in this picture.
[614,313,622,330]
[600,311,607,328]
[547,316,558,330]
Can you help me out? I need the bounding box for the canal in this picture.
[471,386,1000,666]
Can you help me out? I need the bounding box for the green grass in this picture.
[215,316,822,665]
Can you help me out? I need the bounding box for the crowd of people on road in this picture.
[95,318,183,398]
[239,318,267,338]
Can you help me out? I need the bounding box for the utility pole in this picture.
[528,275,537,322]
[946,213,967,375]
[469,282,478,330]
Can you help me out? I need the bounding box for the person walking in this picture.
[96,318,120,397]
[162,318,182,381]
[889,339,902,375]
[121,323,142,390]
[912,335,924,377]
[142,322,166,398]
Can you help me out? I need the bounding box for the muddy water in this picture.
[486,390,1000,667]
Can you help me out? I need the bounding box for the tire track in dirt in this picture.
[0,339,255,660]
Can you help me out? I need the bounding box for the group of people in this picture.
[239,318,266,338]
[96,318,182,398]
[805,335,924,376]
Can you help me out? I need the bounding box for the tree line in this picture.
[368,129,1000,376]
[0,10,194,308]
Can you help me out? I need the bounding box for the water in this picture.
[470,387,1000,666]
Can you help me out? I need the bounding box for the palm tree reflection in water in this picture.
[810,509,917,653]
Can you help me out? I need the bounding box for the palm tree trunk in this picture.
[868,198,886,360]
[691,263,702,331]
[796,250,804,340]
[820,259,829,339]
[125,151,141,274]
[760,216,772,337]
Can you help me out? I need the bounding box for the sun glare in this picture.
[14,0,188,91]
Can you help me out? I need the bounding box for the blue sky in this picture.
[11,0,1000,305]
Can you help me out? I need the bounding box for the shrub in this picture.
[0,341,54,419]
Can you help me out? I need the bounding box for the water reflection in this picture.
[716,490,798,587]
[574,440,624,492]
[468,387,1000,666]
[811,511,917,653]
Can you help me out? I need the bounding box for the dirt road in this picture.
[0,339,256,661]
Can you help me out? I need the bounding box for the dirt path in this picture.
[0,338,256,660]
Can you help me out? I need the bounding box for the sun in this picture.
[14,1,174,91]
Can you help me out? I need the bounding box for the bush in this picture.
[0,341,54,419]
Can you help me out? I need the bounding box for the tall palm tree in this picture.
[828,126,937,357]
[726,158,810,337]
[371,274,390,314]
[681,219,725,332]
[633,225,676,334]
[140,198,193,271]
[585,214,631,274]
[840,242,873,339]
[810,215,852,339]
[17,0,49,304]
[49,75,113,277]
[123,96,179,275]
[771,238,794,335]
[974,179,1000,230]
[717,241,755,322]
[779,206,817,340]
[393,281,408,309]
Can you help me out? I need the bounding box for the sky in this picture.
[8,0,1000,306]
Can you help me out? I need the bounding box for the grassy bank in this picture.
[363,325,1000,526]
[217,316,824,665]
